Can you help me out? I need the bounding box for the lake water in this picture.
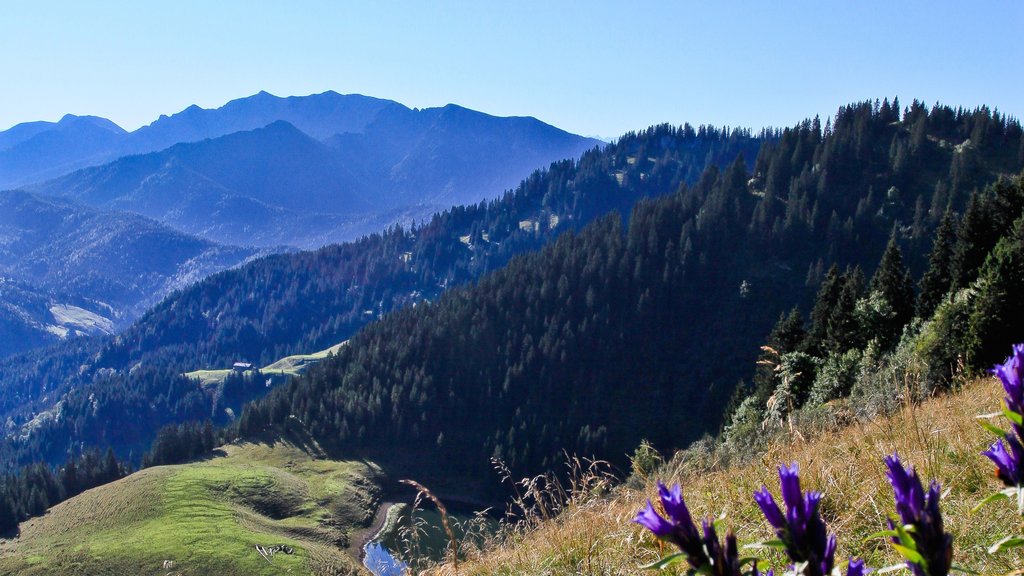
[362,503,499,575]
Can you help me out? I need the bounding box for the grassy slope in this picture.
[437,377,1024,575]
[185,340,348,387]
[0,437,382,576]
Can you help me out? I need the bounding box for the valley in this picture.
[1,93,1022,576]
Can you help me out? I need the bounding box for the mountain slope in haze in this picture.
[0,115,127,188]
[26,93,601,248]
[0,189,259,357]
[0,124,763,467]
[0,277,116,359]
[126,89,403,151]
[3,92,600,247]
[0,91,398,189]
[326,102,604,208]
[29,122,374,247]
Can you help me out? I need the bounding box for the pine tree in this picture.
[869,233,916,346]
[917,208,959,318]
[803,265,843,355]
[826,267,865,352]
[967,215,1024,367]
[773,307,806,353]
[950,191,996,289]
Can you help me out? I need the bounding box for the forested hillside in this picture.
[0,189,258,358]
[0,124,762,469]
[239,100,1024,484]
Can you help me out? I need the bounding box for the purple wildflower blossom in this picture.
[884,454,952,576]
[983,434,1024,487]
[633,482,745,575]
[633,482,708,568]
[846,558,868,576]
[992,343,1024,420]
[753,463,836,576]
[701,519,744,576]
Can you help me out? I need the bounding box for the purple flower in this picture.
[846,558,868,576]
[633,482,708,569]
[884,454,953,576]
[701,519,743,576]
[634,482,745,575]
[754,463,836,576]
[992,343,1024,419]
[983,434,1024,487]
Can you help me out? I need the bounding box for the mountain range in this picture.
[6,91,601,248]
[0,91,600,358]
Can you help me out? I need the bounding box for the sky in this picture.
[2,1,1023,139]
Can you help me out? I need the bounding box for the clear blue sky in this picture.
[2,1,1022,139]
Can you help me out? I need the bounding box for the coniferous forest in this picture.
[238,100,1024,483]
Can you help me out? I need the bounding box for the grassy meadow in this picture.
[185,340,348,388]
[0,437,382,575]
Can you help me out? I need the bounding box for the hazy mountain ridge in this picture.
[0,92,399,188]
[23,94,600,247]
[29,122,376,247]
[0,115,128,188]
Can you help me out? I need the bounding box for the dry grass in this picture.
[431,377,1024,575]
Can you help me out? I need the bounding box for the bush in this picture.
[808,348,863,405]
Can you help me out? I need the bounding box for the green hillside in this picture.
[0,438,383,576]
[184,340,348,388]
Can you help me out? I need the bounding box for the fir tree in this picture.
[826,267,865,352]
[950,191,996,289]
[917,208,958,318]
[869,233,916,347]
[803,265,843,355]
[967,215,1024,366]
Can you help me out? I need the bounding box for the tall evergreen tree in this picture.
[869,233,916,345]
[803,265,843,355]
[917,208,959,318]
[950,191,996,289]
[826,267,865,352]
[967,215,1024,367]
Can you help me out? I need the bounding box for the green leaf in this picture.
[893,522,918,544]
[891,543,926,565]
[978,419,1010,438]
[989,535,1024,555]
[950,563,981,574]
[971,491,1009,513]
[742,539,786,550]
[1003,408,1024,426]
[866,529,900,541]
[640,552,687,570]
